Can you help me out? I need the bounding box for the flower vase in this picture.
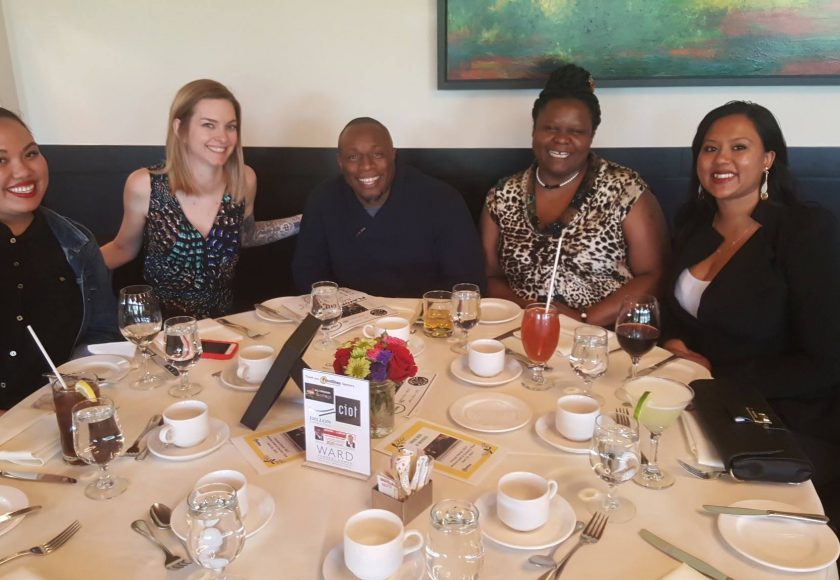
[369,380,396,438]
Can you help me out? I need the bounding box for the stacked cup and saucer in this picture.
[449,338,523,387]
[363,316,425,357]
[219,345,276,392]
[475,472,577,550]
[535,394,601,454]
[146,400,230,461]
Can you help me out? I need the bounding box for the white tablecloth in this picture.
[0,299,836,579]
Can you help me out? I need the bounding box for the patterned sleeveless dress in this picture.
[142,166,245,318]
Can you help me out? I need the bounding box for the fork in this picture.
[614,408,648,464]
[216,318,268,339]
[539,512,608,579]
[0,520,81,566]
[677,458,731,480]
[131,520,191,570]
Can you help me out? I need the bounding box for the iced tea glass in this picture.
[51,374,100,465]
[520,303,560,390]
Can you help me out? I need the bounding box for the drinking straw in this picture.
[27,325,68,390]
[544,234,563,312]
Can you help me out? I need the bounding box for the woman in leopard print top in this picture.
[480,64,667,327]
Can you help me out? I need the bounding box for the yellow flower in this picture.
[346,358,371,379]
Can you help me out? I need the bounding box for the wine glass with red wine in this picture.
[615,295,661,379]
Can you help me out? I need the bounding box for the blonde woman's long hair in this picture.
[154,79,246,202]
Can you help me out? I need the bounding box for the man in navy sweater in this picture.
[293,117,485,298]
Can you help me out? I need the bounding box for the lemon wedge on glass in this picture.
[74,380,97,401]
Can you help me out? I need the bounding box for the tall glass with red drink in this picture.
[520,303,560,390]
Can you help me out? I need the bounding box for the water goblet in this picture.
[624,377,694,490]
[588,413,640,523]
[187,482,245,580]
[565,325,608,404]
[310,281,342,350]
[520,303,560,390]
[118,284,163,389]
[450,283,481,354]
[425,499,484,580]
[615,295,661,380]
[71,396,128,500]
[164,315,203,398]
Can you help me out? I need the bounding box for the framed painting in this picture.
[438,0,840,89]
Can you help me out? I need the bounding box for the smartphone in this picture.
[200,339,239,360]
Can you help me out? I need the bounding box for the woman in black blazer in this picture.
[662,101,840,527]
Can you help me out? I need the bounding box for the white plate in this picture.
[474,492,576,550]
[146,419,230,461]
[717,499,840,572]
[407,336,425,357]
[450,356,523,387]
[172,484,275,540]
[255,297,299,322]
[57,355,131,385]
[479,298,521,325]
[534,413,590,454]
[218,364,260,392]
[0,485,29,538]
[322,543,424,580]
[449,393,532,433]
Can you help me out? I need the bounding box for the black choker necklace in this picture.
[535,166,581,190]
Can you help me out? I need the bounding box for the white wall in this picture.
[4,0,840,148]
[0,2,20,111]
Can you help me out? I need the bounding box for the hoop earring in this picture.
[760,168,769,201]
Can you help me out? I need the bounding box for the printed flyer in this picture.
[232,422,306,475]
[302,369,371,478]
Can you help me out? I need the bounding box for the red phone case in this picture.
[200,339,239,360]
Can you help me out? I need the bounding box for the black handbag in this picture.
[690,378,814,483]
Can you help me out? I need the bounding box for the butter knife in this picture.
[703,504,829,523]
[636,354,679,377]
[148,350,179,377]
[0,470,77,484]
[255,302,302,322]
[0,505,41,524]
[639,529,733,580]
[493,326,521,341]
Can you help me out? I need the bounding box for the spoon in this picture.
[150,502,174,530]
[528,520,585,567]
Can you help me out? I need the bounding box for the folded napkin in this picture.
[658,563,707,579]
[0,396,61,466]
[680,411,725,469]
[86,340,137,358]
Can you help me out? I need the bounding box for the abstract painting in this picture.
[438,0,840,88]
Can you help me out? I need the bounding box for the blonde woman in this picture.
[101,79,300,318]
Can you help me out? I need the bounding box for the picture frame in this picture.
[438,0,840,89]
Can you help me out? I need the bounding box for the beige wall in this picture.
[0,2,20,112]
[3,0,839,147]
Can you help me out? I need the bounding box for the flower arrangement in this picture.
[333,336,417,383]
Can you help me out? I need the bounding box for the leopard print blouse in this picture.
[486,154,649,309]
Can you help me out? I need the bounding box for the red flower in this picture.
[387,343,417,382]
[333,347,352,375]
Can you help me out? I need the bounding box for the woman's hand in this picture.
[662,338,712,370]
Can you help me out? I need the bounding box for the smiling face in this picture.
[696,114,775,206]
[0,117,49,233]
[531,98,594,182]
[337,122,396,208]
[175,98,238,169]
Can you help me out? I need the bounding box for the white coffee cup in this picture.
[195,469,249,518]
[236,344,275,384]
[497,471,559,532]
[467,339,506,377]
[363,316,411,343]
[555,394,601,441]
[343,509,424,580]
[158,400,210,448]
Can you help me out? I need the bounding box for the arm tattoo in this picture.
[241,214,302,248]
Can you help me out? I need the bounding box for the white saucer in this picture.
[479,298,521,325]
[450,356,523,387]
[219,364,261,392]
[57,355,131,385]
[255,297,299,322]
[172,484,275,540]
[0,485,28,538]
[475,491,576,550]
[322,543,424,580]
[717,499,840,572]
[534,413,590,454]
[146,418,230,461]
[407,336,425,357]
[449,393,532,433]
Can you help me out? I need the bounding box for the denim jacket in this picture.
[40,207,120,348]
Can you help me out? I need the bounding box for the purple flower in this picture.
[369,362,388,382]
[375,349,394,365]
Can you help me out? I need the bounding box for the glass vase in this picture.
[369,380,396,438]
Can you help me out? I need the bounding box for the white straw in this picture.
[27,325,67,390]
[544,234,563,312]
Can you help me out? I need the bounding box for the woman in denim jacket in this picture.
[0,108,119,410]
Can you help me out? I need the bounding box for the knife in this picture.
[703,504,829,523]
[493,326,521,341]
[640,529,733,580]
[0,505,41,525]
[0,470,77,484]
[256,302,303,322]
[636,354,679,377]
[148,350,180,377]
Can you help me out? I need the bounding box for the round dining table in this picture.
[0,297,836,580]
